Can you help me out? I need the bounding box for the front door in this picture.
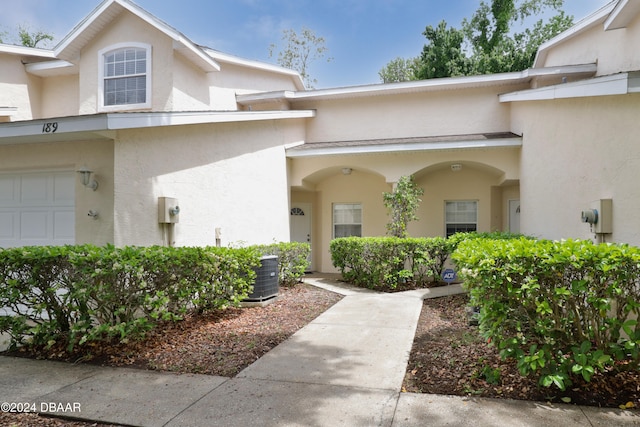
[290,203,312,271]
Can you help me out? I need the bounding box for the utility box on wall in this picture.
[582,198,612,234]
[158,197,180,224]
[593,198,612,234]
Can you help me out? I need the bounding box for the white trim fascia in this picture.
[0,43,55,58]
[117,1,221,72]
[289,72,525,100]
[25,60,77,76]
[54,0,115,56]
[0,110,315,142]
[499,72,637,102]
[54,0,220,72]
[0,115,110,139]
[237,64,596,105]
[533,1,617,68]
[106,110,315,129]
[284,140,306,150]
[0,107,18,117]
[286,137,522,158]
[604,0,640,30]
[204,48,305,90]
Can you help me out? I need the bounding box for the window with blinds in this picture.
[333,203,362,238]
[445,200,477,237]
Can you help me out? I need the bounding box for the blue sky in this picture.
[0,0,611,88]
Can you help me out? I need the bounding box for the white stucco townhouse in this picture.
[0,0,638,272]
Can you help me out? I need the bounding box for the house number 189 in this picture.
[42,122,58,133]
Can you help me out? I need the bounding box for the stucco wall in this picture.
[294,86,522,143]
[513,93,640,245]
[78,12,174,114]
[0,53,41,121]
[541,13,640,76]
[0,139,115,245]
[212,61,300,94]
[113,119,305,247]
[41,75,79,118]
[171,52,212,111]
[290,148,520,272]
[314,170,390,272]
[412,165,504,238]
[290,148,520,187]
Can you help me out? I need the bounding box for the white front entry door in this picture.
[0,171,75,247]
[290,203,312,271]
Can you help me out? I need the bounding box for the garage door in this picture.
[0,171,75,247]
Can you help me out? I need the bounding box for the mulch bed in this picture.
[403,293,640,409]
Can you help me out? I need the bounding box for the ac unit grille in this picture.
[244,255,279,302]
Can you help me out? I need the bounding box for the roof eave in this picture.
[286,137,522,158]
[54,0,220,72]
[533,1,618,68]
[204,49,305,90]
[25,60,78,77]
[237,64,597,105]
[499,71,640,102]
[0,110,316,145]
[0,43,55,58]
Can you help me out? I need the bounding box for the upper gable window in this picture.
[98,43,151,111]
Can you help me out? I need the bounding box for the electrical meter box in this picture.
[158,197,179,223]
[592,198,612,234]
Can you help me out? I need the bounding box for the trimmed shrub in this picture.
[253,242,310,286]
[0,245,259,351]
[330,236,455,289]
[453,237,640,391]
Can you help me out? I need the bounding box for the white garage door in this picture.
[0,171,75,248]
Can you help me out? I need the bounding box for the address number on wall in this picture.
[42,122,58,133]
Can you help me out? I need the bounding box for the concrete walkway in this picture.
[1,275,638,426]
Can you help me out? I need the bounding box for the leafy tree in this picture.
[0,25,54,48]
[383,175,424,238]
[269,27,332,89]
[378,56,420,83]
[462,0,572,74]
[380,0,573,81]
[415,21,469,80]
[18,25,54,48]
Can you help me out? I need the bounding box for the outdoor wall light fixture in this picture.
[342,168,352,175]
[451,163,462,172]
[77,166,99,191]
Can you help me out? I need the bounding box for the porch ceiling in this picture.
[286,132,522,157]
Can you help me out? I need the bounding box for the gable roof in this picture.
[533,0,632,68]
[237,63,597,105]
[54,0,220,72]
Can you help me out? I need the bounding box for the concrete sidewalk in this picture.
[1,275,639,426]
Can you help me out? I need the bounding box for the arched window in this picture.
[291,207,305,216]
[99,43,151,111]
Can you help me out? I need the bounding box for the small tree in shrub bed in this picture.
[453,237,640,391]
[0,245,260,352]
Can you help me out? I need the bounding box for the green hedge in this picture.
[453,238,640,390]
[330,236,452,289]
[0,245,259,351]
[253,242,310,286]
